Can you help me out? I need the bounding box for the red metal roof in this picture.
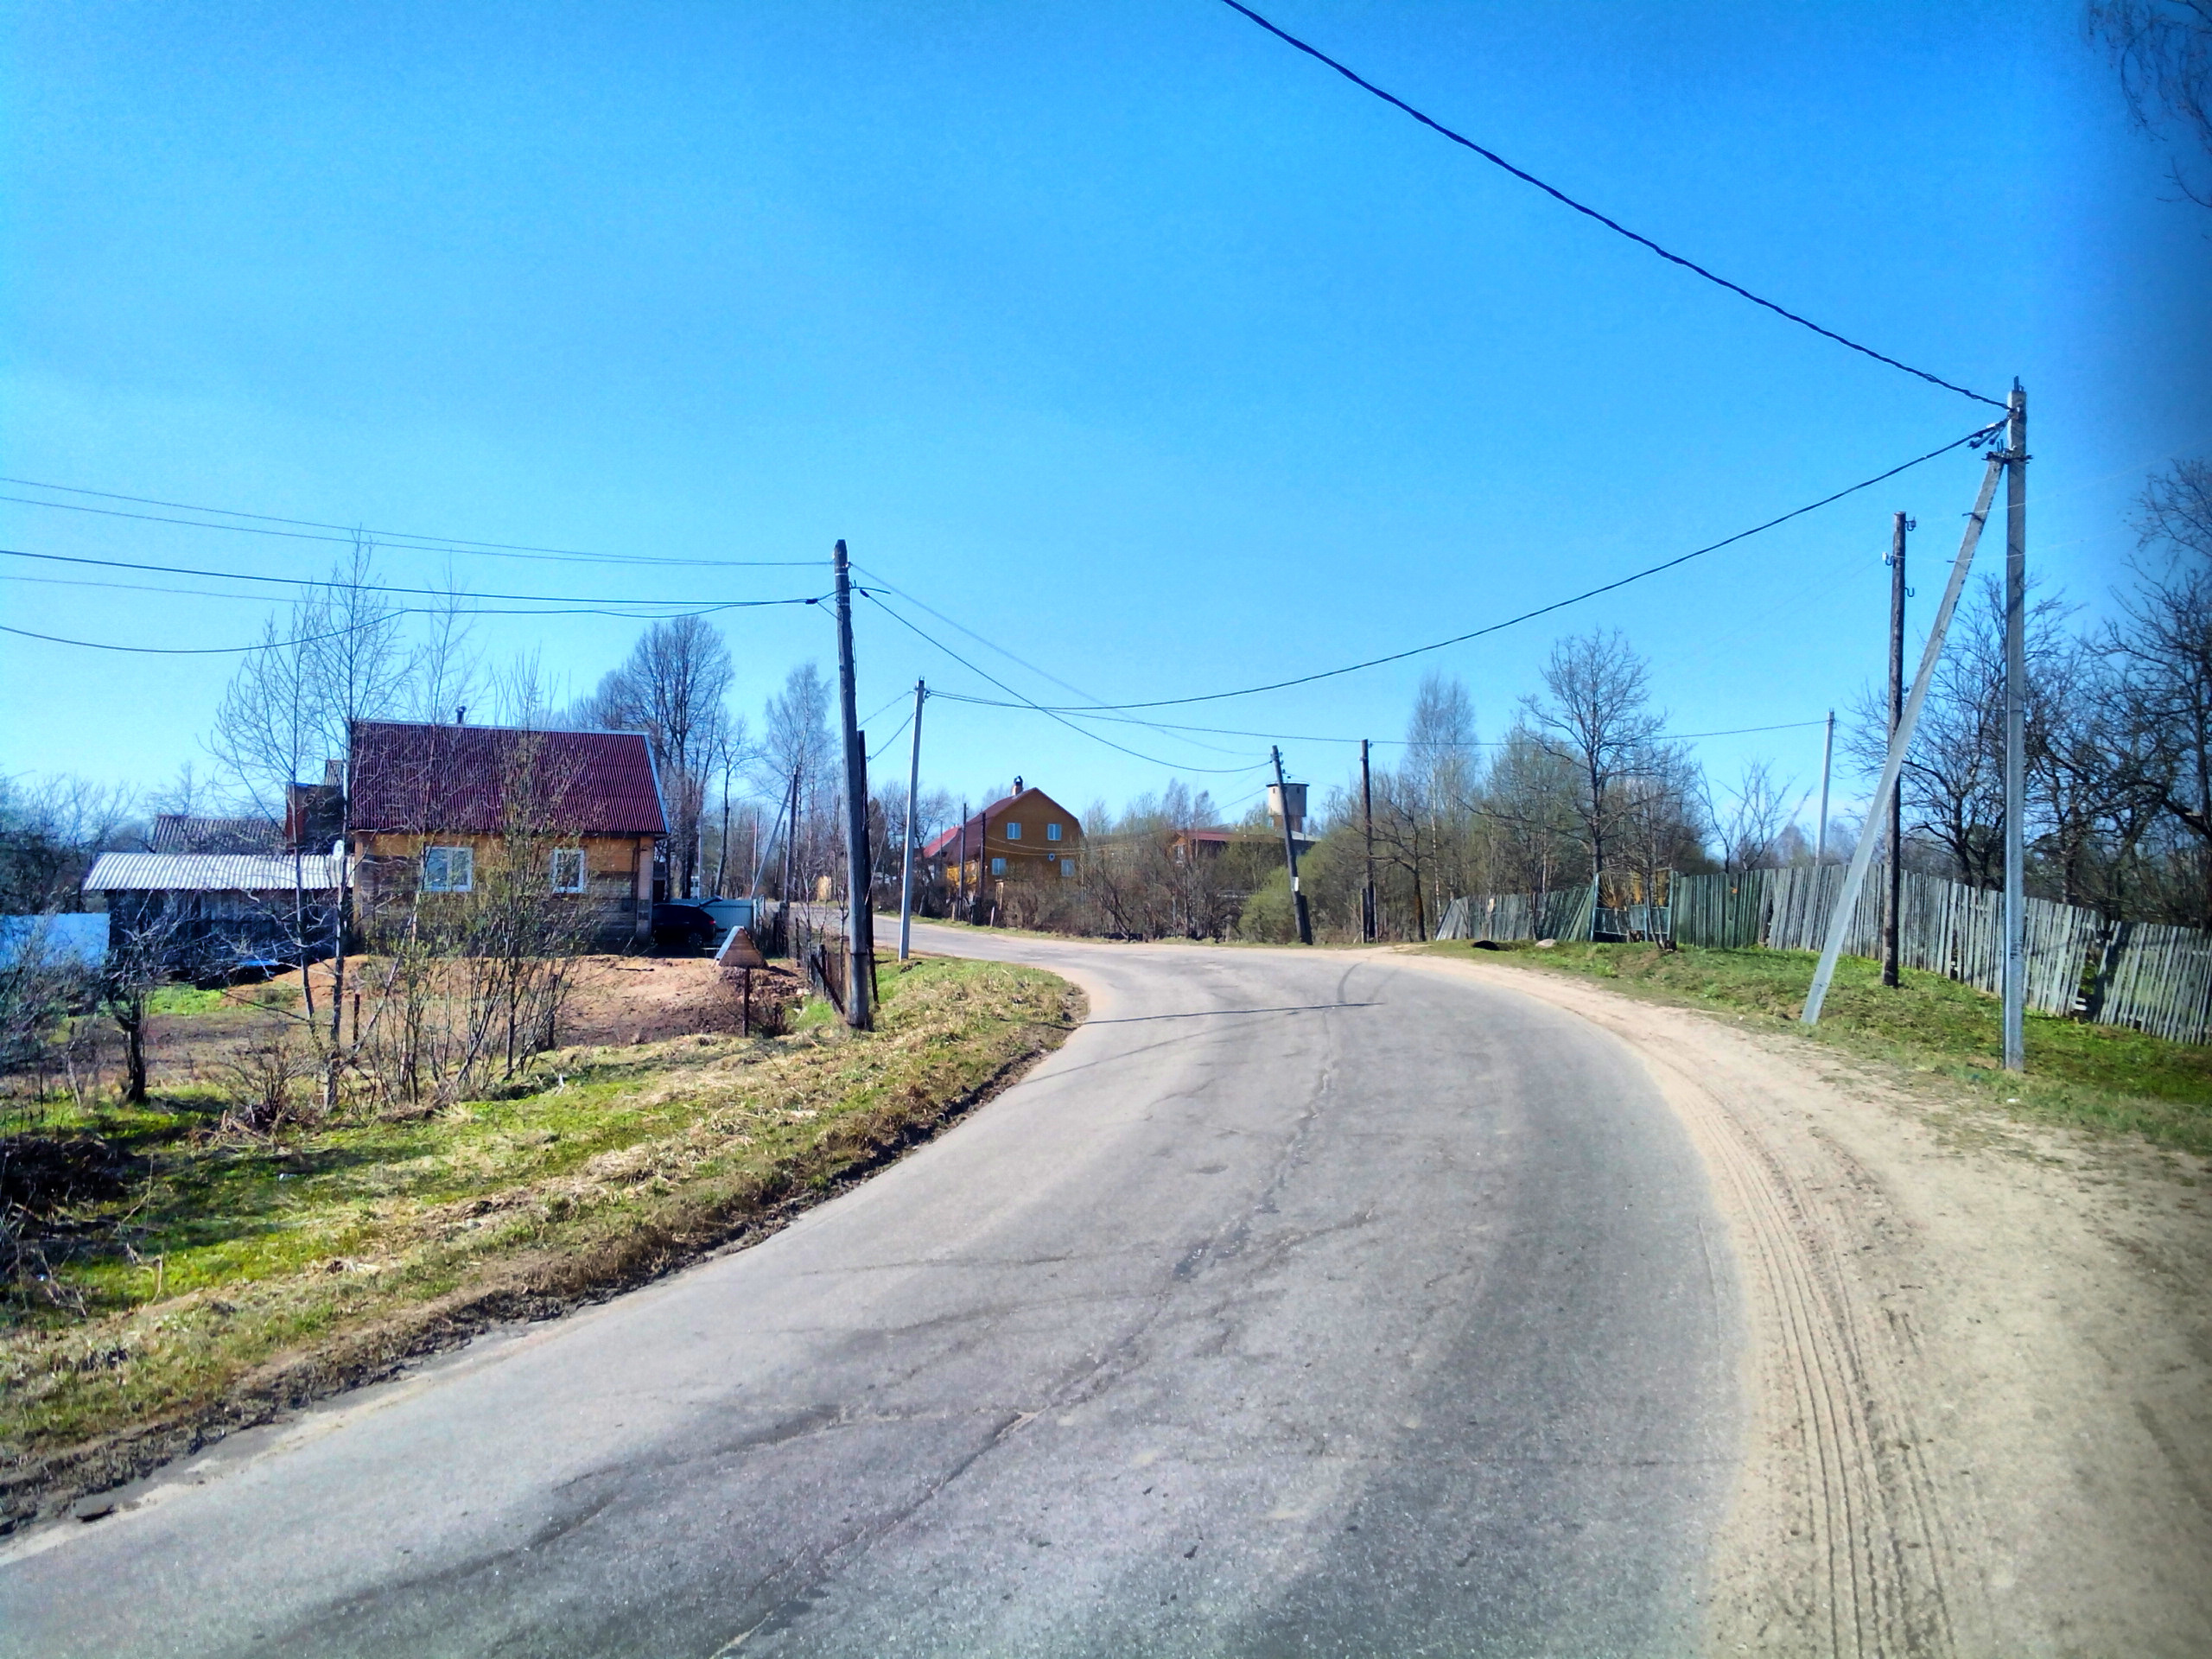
[348,721,667,837]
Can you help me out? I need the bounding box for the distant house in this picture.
[346,720,669,950]
[82,851,342,978]
[922,783,1084,899]
[146,814,286,855]
[1171,825,1312,863]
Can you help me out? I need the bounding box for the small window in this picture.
[1046,823,1062,842]
[1060,859,1077,878]
[1005,822,1022,840]
[550,849,586,892]
[990,856,1007,876]
[423,846,474,893]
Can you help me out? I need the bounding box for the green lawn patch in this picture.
[1425,939,2212,1157]
[0,955,1079,1530]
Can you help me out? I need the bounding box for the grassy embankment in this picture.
[1426,939,2212,1158]
[0,955,1077,1529]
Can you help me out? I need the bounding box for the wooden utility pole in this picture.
[831,540,873,1030]
[1272,747,1313,945]
[1361,738,1376,943]
[1815,710,1834,864]
[1884,512,1909,988]
[779,766,799,954]
[899,679,925,961]
[2002,384,2027,1071]
[956,801,969,920]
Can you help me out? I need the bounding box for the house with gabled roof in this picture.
[921,781,1084,905]
[346,720,668,949]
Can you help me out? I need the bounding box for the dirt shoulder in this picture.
[1402,948,2212,1657]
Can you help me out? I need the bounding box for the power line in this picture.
[988,420,2005,712]
[0,545,822,609]
[0,480,823,569]
[849,566,1112,708]
[859,591,1269,775]
[928,693,1829,747]
[1,614,405,657]
[1213,0,2005,410]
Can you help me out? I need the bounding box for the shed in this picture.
[83,852,343,978]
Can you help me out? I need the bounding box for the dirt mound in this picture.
[557,957,803,1046]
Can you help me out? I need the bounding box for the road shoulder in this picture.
[1400,948,2212,1657]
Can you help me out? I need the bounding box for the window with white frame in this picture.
[422,846,474,893]
[550,849,587,892]
[1046,823,1062,842]
[990,856,1007,876]
[1005,822,1022,839]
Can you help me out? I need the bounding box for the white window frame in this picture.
[1046,822,1062,842]
[422,845,474,893]
[549,848,587,893]
[1005,822,1022,840]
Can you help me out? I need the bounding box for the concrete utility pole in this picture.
[1804,451,2005,1027]
[1815,711,1834,864]
[1272,747,1313,945]
[2003,384,2028,1071]
[1884,512,1910,988]
[1361,739,1376,943]
[831,540,873,1030]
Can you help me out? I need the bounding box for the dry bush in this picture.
[214,1020,319,1138]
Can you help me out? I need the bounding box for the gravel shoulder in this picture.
[1403,948,2212,1656]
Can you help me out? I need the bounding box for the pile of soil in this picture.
[556,957,804,1046]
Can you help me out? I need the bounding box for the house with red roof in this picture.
[346,720,669,949]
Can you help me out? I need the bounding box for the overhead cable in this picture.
[0,546,822,609]
[1213,0,2005,409]
[987,419,2005,713]
[858,591,1268,775]
[0,480,822,568]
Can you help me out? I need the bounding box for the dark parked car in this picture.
[650,901,720,952]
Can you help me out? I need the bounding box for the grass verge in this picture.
[0,955,1079,1531]
[1421,939,2212,1158]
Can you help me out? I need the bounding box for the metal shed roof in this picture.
[83,853,344,893]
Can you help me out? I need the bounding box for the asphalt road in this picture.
[0,927,1743,1657]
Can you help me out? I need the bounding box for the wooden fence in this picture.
[1440,886,1594,945]
[1663,865,2212,1043]
[1442,867,2212,1043]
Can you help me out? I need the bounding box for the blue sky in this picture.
[4,0,2208,827]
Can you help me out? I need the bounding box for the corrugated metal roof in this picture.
[148,814,284,854]
[348,721,668,837]
[83,853,344,893]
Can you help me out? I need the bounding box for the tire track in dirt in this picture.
[1404,956,1991,1656]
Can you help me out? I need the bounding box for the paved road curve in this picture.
[1,929,1742,1657]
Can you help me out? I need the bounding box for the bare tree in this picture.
[1522,629,1666,884]
[584,617,734,899]
[1712,758,1797,872]
[2088,0,2212,204]
[0,775,137,914]
[753,663,836,906]
[2114,459,2212,921]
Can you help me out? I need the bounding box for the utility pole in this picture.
[2002,383,2027,1071]
[1884,512,1910,988]
[899,679,925,961]
[1815,711,1834,863]
[831,539,873,1030]
[779,766,799,954]
[1272,747,1313,945]
[1361,739,1376,943]
[956,801,969,920]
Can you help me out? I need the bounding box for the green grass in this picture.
[144,982,301,1017]
[1426,940,2212,1157]
[1,956,1078,1524]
